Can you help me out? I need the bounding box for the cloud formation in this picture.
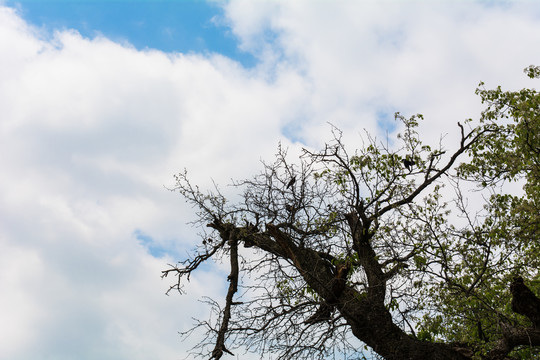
[1,1,540,358]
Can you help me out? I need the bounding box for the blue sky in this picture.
[1,1,540,359]
[7,0,257,66]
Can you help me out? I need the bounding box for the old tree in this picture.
[163,67,540,360]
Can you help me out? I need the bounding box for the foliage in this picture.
[163,67,540,360]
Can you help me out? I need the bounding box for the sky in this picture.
[1,0,540,359]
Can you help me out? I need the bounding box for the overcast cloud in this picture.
[1,1,540,359]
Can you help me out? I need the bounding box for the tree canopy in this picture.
[163,66,540,360]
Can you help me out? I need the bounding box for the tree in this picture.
[163,67,540,360]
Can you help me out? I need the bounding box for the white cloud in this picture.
[222,0,540,145]
[1,1,540,358]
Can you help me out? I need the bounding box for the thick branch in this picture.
[344,211,386,302]
[209,228,239,359]
[486,326,540,360]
